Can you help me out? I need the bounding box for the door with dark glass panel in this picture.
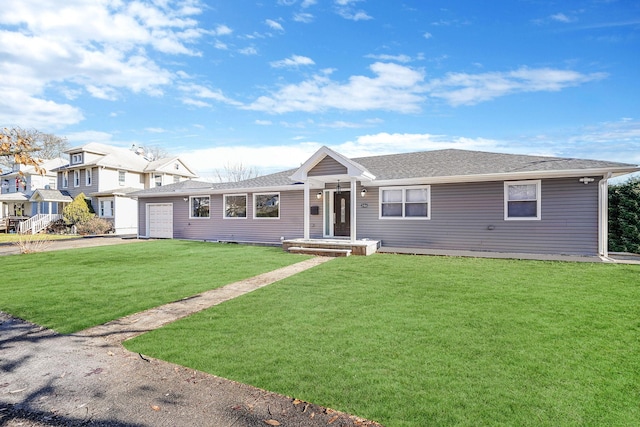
[333,191,350,236]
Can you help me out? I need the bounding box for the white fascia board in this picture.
[370,167,640,187]
[290,145,375,182]
[135,184,310,199]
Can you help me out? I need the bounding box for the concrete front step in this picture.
[282,238,380,256]
[287,246,352,257]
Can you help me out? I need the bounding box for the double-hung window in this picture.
[380,186,430,219]
[85,168,92,186]
[254,193,280,219]
[504,180,541,220]
[118,170,125,186]
[62,171,69,188]
[190,196,210,218]
[99,199,114,217]
[73,170,80,187]
[224,194,247,218]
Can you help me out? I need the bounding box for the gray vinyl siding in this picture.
[356,177,600,256]
[138,190,323,242]
[308,156,347,176]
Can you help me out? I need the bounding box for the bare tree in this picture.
[0,127,69,172]
[0,127,46,173]
[214,162,260,183]
[140,144,170,161]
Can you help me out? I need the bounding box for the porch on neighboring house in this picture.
[17,189,73,234]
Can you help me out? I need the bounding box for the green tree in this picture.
[609,177,640,253]
[63,193,94,225]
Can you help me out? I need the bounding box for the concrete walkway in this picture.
[78,256,333,343]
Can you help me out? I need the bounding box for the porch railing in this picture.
[18,214,63,234]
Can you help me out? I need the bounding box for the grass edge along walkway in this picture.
[77,256,333,343]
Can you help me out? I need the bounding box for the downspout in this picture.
[598,172,612,260]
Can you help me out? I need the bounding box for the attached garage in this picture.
[147,203,173,238]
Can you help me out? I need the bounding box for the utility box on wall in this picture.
[310,205,319,215]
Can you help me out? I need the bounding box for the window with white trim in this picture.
[62,171,69,188]
[154,174,162,187]
[380,186,430,219]
[254,193,280,219]
[99,199,114,218]
[71,153,82,164]
[190,196,210,218]
[85,168,92,186]
[173,175,180,184]
[118,170,125,186]
[73,170,80,187]
[224,194,247,218]
[504,180,541,220]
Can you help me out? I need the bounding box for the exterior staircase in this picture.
[18,214,63,234]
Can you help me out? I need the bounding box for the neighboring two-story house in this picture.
[54,142,197,235]
[0,158,69,226]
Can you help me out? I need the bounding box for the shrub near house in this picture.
[63,192,112,235]
[609,177,640,253]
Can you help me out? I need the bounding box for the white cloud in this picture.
[334,0,372,21]
[65,130,115,145]
[293,12,314,23]
[213,24,233,36]
[145,127,168,133]
[333,133,502,158]
[365,53,412,63]
[0,0,206,128]
[239,46,258,55]
[550,13,573,23]
[182,143,322,179]
[255,120,273,125]
[428,67,607,106]
[270,55,316,68]
[266,19,285,32]
[178,83,242,106]
[182,98,212,108]
[246,62,426,113]
[423,32,433,39]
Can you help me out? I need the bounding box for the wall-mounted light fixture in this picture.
[336,180,341,194]
[183,197,189,202]
[579,177,595,184]
[316,191,322,199]
[360,187,367,198]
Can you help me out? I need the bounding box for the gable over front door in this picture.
[334,191,350,237]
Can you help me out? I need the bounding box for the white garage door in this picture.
[148,203,173,238]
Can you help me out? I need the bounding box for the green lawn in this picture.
[125,255,640,427]
[0,240,308,333]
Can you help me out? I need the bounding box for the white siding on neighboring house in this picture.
[96,169,145,192]
[113,196,138,235]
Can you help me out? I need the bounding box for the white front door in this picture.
[148,203,173,238]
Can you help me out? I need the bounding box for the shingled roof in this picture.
[352,149,637,180]
[132,148,639,197]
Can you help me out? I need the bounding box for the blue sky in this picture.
[1,0,639,180]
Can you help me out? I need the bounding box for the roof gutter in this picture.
[371,166,640,187]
